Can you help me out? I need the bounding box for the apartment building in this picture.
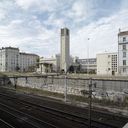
[97,52,118,75]
[0,47,39,72]
[0,47,19,72]
[118,30,128,75]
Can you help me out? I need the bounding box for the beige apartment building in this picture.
[97,52,118,75]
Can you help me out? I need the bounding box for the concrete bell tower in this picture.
[60,28,70,72]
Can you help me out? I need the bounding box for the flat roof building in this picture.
[97,52,118,75]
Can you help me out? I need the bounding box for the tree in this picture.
[36,57,40,68]
[68,65,74,73]
[15,66,20,71]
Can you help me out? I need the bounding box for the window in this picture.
[123,44,126,50]
[123,68,126,73]
[66,29,69,36]
[123,37,126,42]
[123,52,126,57]
[123,60,126,65]
[61,29,64,36]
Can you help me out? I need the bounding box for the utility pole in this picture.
[88,78,96,128]
[88,78,92,128]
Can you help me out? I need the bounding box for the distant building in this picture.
[19,53,39,72]
[118,30,128,75]
[97,52,118,75]
[0,47,39,72]
[37,54,60,73]
[60,28,70,72]
[73,58,96,73]
[78,58,97,73]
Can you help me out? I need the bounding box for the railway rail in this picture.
[0,118,15,128]
[0,89,125,128]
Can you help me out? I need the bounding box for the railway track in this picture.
[0,118,15,128]
[0,102,58,128]
[0,90,121,128]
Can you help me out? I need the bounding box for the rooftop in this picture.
[118,31,128,36]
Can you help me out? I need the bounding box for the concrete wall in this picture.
[8,76,128,102]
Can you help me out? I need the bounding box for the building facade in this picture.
[0,47,19,72]
[78,58,97,73]
[118,30,128,75]
[60,28,70,72]
[19,53,39,72]
[37,54,60,73]
[0,47,39,72]
[97,53,118,75]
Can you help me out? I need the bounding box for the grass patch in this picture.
[15,86,128,108]
[16,86,64,99]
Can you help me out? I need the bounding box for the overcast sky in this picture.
[0,0,128,58]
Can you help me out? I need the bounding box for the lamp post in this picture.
[87,38,90,74]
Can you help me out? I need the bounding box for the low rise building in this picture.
[97,52,118,75]
[72,57,97,73]
[78,58,97,73]
[37,54,60,73]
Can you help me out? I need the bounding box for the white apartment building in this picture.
[37,54,60,73]
[97,53,118,75]
[60,28,70,72]
[118,30,128,75]
[0,47,39,72]
[0,47,19,72]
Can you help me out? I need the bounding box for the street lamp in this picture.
[87,38,90,74]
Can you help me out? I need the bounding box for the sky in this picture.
[0,0,128,58]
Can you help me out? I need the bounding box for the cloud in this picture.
[0,0,128,59]
[15,0,58,12]
[0,0,14,21]
[0,16,59,57]
[71,9,128,58]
